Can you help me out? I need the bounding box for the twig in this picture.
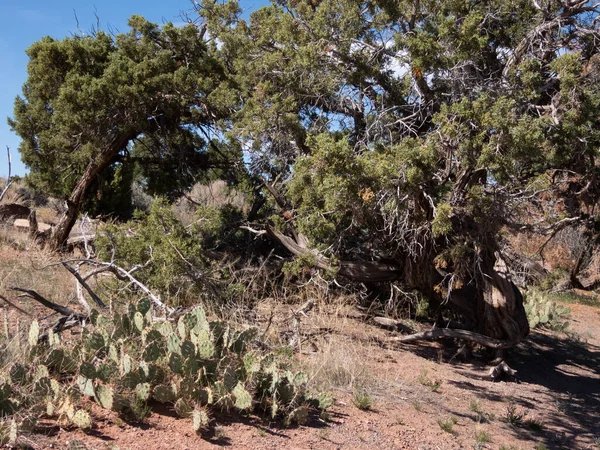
[0,294,32,317]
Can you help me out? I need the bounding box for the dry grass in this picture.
[0,243,77,331]
[172,180,247,226]
[304,333,370,390]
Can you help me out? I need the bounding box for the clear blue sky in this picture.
[0,0,266,178]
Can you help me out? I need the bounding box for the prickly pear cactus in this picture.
[232,383,253,410]
[6,302,318,436]
[71,409,92,429]
[192,407,210,433]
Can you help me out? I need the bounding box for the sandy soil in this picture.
[12,297,597,450]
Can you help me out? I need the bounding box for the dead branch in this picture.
[39,316,83,342]
[0,147,13,203]
[391,327,518,350]
[62,262,107,310]
[81,259,173,314]
[488,360,517,380]
[295,299,315,318]
[266,225,402,282]
[10,287,87,320]
[0,294,33,316]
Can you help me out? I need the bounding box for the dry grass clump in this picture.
[172,180,247,226]
[303,334,369,390]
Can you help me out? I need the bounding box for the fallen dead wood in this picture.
[0,294,32,316]
[61,262,107,310]
[8,287,88,343]
[265,225,402,282]
[488,360,517,380]
[10,287,87,320]
[391,327,517,350]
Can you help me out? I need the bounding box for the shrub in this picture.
[437,416,458,434]
[96,199,210,306]
[352,388,373,410]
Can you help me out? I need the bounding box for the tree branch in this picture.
[62,262,107,310]
[9,287,87,320]
[0,147,13,203]
[390,327,519,350]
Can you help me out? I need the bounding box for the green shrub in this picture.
[352,388,373,410]
[437,416,458,434]
[96,199,210,306]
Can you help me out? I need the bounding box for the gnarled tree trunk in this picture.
[48,133,137,251]
[266,225,530,350]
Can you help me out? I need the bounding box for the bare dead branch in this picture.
[266,225,402,282]
[9,287,87,320]
[390,327,518,350]
[62,262,107,309]
[0,147,13,203]
[0,294,32,317]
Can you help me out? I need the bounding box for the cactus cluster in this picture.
[524,291,570,330]
[1,299,322,442]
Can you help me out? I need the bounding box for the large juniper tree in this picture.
[200,0,600,352]
[9,16,237,249]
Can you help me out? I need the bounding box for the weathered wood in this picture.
[62,262,107,309]
[391,327,516,350]
[266,225,402,282]
[10,287,87,320]
[488,360,517,380]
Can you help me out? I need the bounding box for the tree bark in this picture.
[48,133,137,251]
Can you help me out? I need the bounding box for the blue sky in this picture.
[0,0,267,178]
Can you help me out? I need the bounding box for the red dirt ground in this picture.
[13,298,597,450]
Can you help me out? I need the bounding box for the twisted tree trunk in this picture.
[266,226,529,350]
[48,133,137,251]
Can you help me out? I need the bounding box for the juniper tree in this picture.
[9,15,237,249]
[201,0,600,352]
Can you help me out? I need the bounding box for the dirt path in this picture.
[26,300,598,450]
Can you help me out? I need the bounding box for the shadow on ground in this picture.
[443,329,599,449]
[511,331,599,442]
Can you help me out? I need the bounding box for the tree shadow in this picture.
[444,329,599,448]
[510,330,599,436]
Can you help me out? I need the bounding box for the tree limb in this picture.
[266,225,402,282]
[0,147,13,203]
[0,294,32,317]
[62,262,107,310]
[390,327,519,350]
[10,287,87,320]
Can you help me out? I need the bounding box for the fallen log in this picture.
[265,225,402,282]
[390,327,517,350]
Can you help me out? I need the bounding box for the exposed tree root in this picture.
[488,360,517,381]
